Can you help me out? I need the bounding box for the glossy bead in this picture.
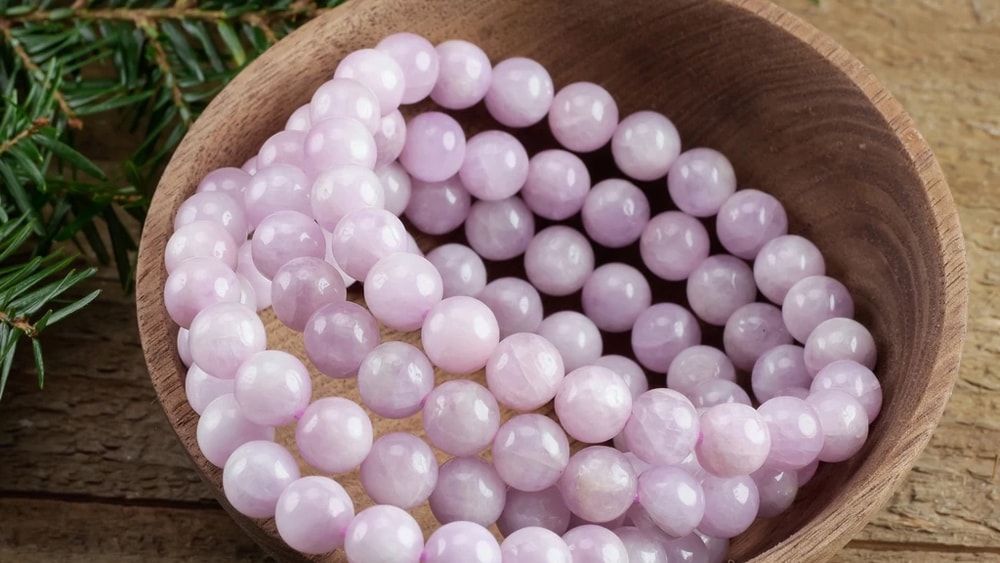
[723,302,793,372]
[377,32,439,104]
[250,210,325,279]
[284,103,311,132]
[424,521,502,563]
[492,414,570,492]
[361,432,438,508]
[237,275,258,312]
[196,394,274,468]
[667,148,737,217]
[374,109,406,167]
[188,302,266,379]
[754,235,826,304]
[344,505,424,563]
[549,82,619,153]
[631,303,701,372]
[661,534,711,561]
[357,342,434,418]
[241,157,258,175]
[757,396,824,471]
[610,111,681,182]
[296,397,373,474]
[330,207,407,281]
[303,301,381,378]
[271,257,346,331]
[177,327,193,366]
[582,178,651,249]
[402,112,468,183]
[782,275,855,343]
[303,117,377,175]
[404,174,471,235]
[696,531,730,563]
[640,211,711,281]
[666,346,737,397]
[522,149,591,221]
[637,465,706,538]
[798,459,820,485]
[559,446,637,523]
[752,467,799,518]
[562,525,628,563]
[465,196,535,261]
[164,220,238,274]
[174,191,248,245]
[478,277,544,339]
[234,350,311,427]
[615,526,669,562]
[807,389,869,462]
[524,226,595,297]
[275,476,355,555]
[460,130,529,201]
[198,166,250,195]
[698,474,759,539]
[422,296,500,374]
[486,333,565,411]
[310,164,385,232]
[688,378,753,408]
[716,189,788,260]
[595,355,648,401]
[222,440,301,519]
[812,359,882,422]
[423,379,500,456]
[581,263,652,333]
[257,130,306,169]
[431,40,491,109]
[364,252,443,332]
[696,403,771,477]
[309,78,380,133]
[185,363,233,415]
[236,241,271,311]
[164,257,241,328]
[686,254,757,326]
[498,486,572,536]
[426,243,488,297]
[536,311,603,372]
[751,344,811,403]
[501,527,572,563]
[482,56,554,127]
[623,389,699,466]
[334,48,405,116]
[378,161,412,216]
[556,365,633,444]
[803,317,877,375]
[430,456,507,526]
[244,164,312,228]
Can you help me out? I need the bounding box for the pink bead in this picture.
[782,275,855,343]
[376,32,440,104]
[582,178,652,249]
[284,103,311,132]
[257,130,305,169]
[688,378,753,408]
[501,527,572,563]
[344,505,424,563]
[716,189,788,260]
[696,531,730,563]
[522,149,591,221]
[667,148,737,217]
[303,301,381,378]
[637,466,706,538]
[334,48,405,116]
[364,252,443,331]
[752,344,812,403]
[426,243,487,298]
[404,174,471,235]
[309,78,380,133]
[640,211,711,282]
[244,164,312,228]
[163,257,241,328]
[807,389,869,462]
[198,166,250,194]
[422,379,500,456]
[696,403,771,477]
[310,164,385,231]
[803,317,877,375]
[811,359,882,422]
[698,474,759,539]
[595,355,648,400]
[250,209,325,279]
[631,303,701,372]
[174,191,248,245]
[798,459,820,485]
[477,277,544,338]
[296,397,373,474]
[662,534,711,562]
[549,82,619,153]
[562,525,629,563]
[421,296,500,374]
[498,487,572,536]
[581,263,652,333]
[611,111,681,182]
[374,110,406,167]
[164,220,238,274]
[537,311,603,372]
[275,476,354,555]
[185,363,233,415]
[430,40,492,110]
[615,526,670,562]
[361,432,438,509]
[758,396,824,471]
[241,157,258,175]
[524,226,595,296]
[237,273,258,311]
[752,467,799,518]
[486,333,565,411]
[492,414,570,492]
[485,57,554,128]
[666,346,737,397]
[330,207,407,281]
[430,456,507,527]
[723,302,793,371]
[234,350,311,427]
[357,342,434,418]
[686,254,757,326]
[303,117,377,174]
[424,521,501,563]
[188,302,266,379]
[459,130,529,201]
[754,235,826,304]
[223,440,300,518]
[377,161,412,216]
[236,241,271,310]
[400,112,466,182]
[323,231,357,288]
[465,196,535,261]
[624,389,699,466]
[271,257,346,331]
[559,446,637,523]
[196,394,274,467]
[556,365,633,444]
[177,327,193,366]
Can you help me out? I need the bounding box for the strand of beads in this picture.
[165,30,882,563]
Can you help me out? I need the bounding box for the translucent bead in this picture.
[798,459,820,485]
[250,210,325,279]
[164,220,238,274]
[688,378,753,408]
[357,342,434,418]
[198,166,250,195]
[485,57,554,128]
[581,263,652,333]
[233,350,311,427]
[303,117,377,175]
[549,82,619,153]
[164,257,241,328]
[303,301,380,378]
[430,456,507,527]
[222,440,300,518]
[807,389,869,462]
[421,296,499,374]
[782,275,855,344]
[196,394,274,467]
[662,534,710,561]
[310,164,385,232]
[686,254,757,326]
[295,396,373,474]
[492,413,569,492]
[364,252,443,331]
[611,111,681,182]
[376,32,440,104]
[459,130,529,201]
[716,189,788,260]
[757,396,824,471]
[423,379,500,456]
[562,524,629,563]
[361,432,437,509]
[666,345,737,397]
[637,465,705,538]
[595,355,648,401]
[556,365,633,444]
[524,226,595,297]
[237,274,258,312]
[486,333,565,411]
[477,277,544,339]
[244,164,312,228]
[188,302,266,379]
[430,40,492,110]
[271,257,346,331]
[696,403,771,477]
[698,474,759,539]
[581,178,650,249]
[404,174,471,235]
[464,196,535,261]
[374,110,406,167]
[754,234,825,304]
[559,446,637,523]
[811,359,883,422]
[275,476,354,555]
[400,112,466,182]
[537,311,602,372]
[323,232,357,288]
[424,521,502,563]
[803,317,877,375]
[426,243,487,298]
[284,103,311,132]
[723,302,793,371]
[498,486,572,536]
[751,466,799,518]
[631,303,701,372]
[623,389,699,466]
[174,191,248,245]
[334,48,405,116]
[344,505,424,563]
[751,344,811,403]
[377,161,412,216]
[236,241,271,310]
[177,327,193,367]
[329,207,407,281]
[241,157,258,176]
[667,148,737,217]
[309,77,380,133]
[501,527,572,563]
[615,526,669,562]
[257,130,305,169]
[640,211,711,282]
[696,531,730,563]
[522,149,591,221]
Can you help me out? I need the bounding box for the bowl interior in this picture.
[136,0,967,561]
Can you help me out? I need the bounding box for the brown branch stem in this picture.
[0,310,38,338]
[0,4,331,26]
[0,22,82,130]
[0,117,51,157]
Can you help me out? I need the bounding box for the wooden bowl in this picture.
[136,0,968,560]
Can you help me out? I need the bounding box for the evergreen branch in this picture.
[0,116,50,157]
[0,4,334,26]
[0,22,81,129]
[139,18,192,125]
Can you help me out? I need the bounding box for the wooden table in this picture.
[1,1,997,561]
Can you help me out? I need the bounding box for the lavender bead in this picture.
[498,487,572,536]
[188,302,266,379]
[284,103,311,132]
[752,344,811,403]
[223,440,300,518]
[460,130,530,201]
[537,311,603,372]
[303,301,381,378]
[271,257,346,331]
[492,414,570,492]
[334,48,405,116]
[275,476,355,555]
[667,148,737,217]
[782,275,855,343]
[309,78,380,133]
[582,263,652,333]
[752,466,799,518]
[637,466,706,538]
[484,57,554,128]
[631,303,701,372]
[623,389,699,466]
[296,397,373,474]
[164,257,241,328]
[581,179,651,249]
[798,459,820,485]
[615,527,669,563]
[465,197,535,261]
[595,355,649,400]
[696,531,730,563]
[244,164,312,228]
[196,394,274,468]
[501,527,572,563]
[234,350,311,427]
[303,117,377,175]
[374,110,406,167]
[329,207,406,281]
[257,130,305,169]
[361,432,438,508]
[696,403,771,477]
[236,241,271,310]
[426,243,488,297]
[486,333,565,411]
[424,521,502,563]
[562,525,628,563]
[310,164,385,231]
[377,161,412,216]
[237,274,258,311]
[404,174,471,235]
[422,296,500,374]
[177,327,192,366]
[174,191,248,245]
[357,342,434,418]
[431,40,492,110]
[716,189,788,260]
[611,111,681,182]
[723,302,793,372]
[430,456,507,526]
[812,359,883,422]
[241,157,258,175]
[400,112,467,183]
[803,317,877,375]
[185,363,233,415]
[559,446,637,523]
[364,252,443,332]
[524,226,595,296]
[686,254,757,326]
[640,211,711,281]
[423,380,500,456]
[688,378,753,408]
[549,82,619,153]
[198,166,250,195]
[344,505,423,563]
[662,534,710,562]
[757,396,824,471]
[164,220,238,274]
[250,210,325,279]
[376,32,440,104]
[754,234,826,304]
[522,149,591,221]
[666,346,737,397]
[698,474,759,539]
[477,277,544,338]
[807,389,869,462]
[556,365,633,444]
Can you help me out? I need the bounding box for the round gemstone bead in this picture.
[549,82,619,153]
[329,207,407,281]
[423,379,500,456]
[662,534,711,561]
[696,532,730,563]
[807,389,870,462]
[559,446,637,523]
[285,104,311,131]
[404,174,471,235]
[716,189,788,260]
[271,257,347,331]
[464,196,535,261]
[477,277,544,338]
[173,191,248,245]
[164,220,238,274]
[196,394,274,468]
[667,345,737,397]
[377,161,412,216]
[581,263,652,333]
[595,355,648,401]
[498,487,572,537]
[631,303,701,372]
[296,396,373,474]
[615,526,670,562]
[696,403,771,477]
[459,130,529,201]
[431,40,492,110]
[430,456,507,527]
[752,466,799,518]
[361,432,438,509]
[426,243,488,298]
[723,302,793,372]
[667,148,737,217]
[333,48,405,116]
[698,474,760,539]
[309,77,380,133]
[275,476,355,555]
[164,257,241,328]
[310,164,385,232]
[364,252,443,332]
[303,117,377,174]
[501,527,572,563]
[637,465,706,538]
[688,378,753,408]
[640,211,711,282]
[492,414,570,492]
[236,241,272,311]
[303,301,381,378]
[754,234,826,304]
[198,166,250,195]
[581,179,651,249]
[424,521,501,563]
[782,275,855,344]
[185,363,234,415]
[486,333,565,411]
[241,157,258,175]
[257,130,306,169]
[524,226,595,296]
[537,311,603,372]
[237,273,258,311]
[611,111,681,182]
[623,388,700,466]
[803,317,878,375]
[421,296,500,374]
[562,525,629,563]
[357,341,435,418]
[757,396,824,471]
[522,149,591,221]
[752,344,812,403]
[188,302,266,379]
[233,350,311,427]
[686,254,757,326]
[376,32,439,104]
[812,359,883,422]
[374,110,406,168]
[222,440,300,518]
[250,209,325,279]
[485,57,554,128]
[555,365,633,444]
[344,505,424,563]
